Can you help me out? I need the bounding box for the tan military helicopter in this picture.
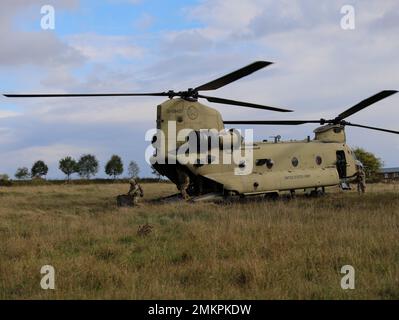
[4,61,398,200]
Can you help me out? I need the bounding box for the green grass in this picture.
[0,183,398,299]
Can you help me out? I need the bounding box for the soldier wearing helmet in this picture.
[128,177,144,205]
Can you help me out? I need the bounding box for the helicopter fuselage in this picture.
[151,98,358,197]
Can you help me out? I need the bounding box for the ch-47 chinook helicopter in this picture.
[4,61,399,200]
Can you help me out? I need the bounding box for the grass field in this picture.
[0,182,398,299]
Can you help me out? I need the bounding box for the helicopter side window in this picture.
[256,159,267,166]
[292,157,299,167]
[256,159,274,168]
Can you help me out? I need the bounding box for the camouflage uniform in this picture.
[356,166,366,194]
[177,169,190,200]
[128,178,144,205]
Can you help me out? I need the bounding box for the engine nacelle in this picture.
[314,124,346,143]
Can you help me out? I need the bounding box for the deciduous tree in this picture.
[59,156,77,181]
[77,154,99,179]
[105,155,124,180]
[353,147,383,182]
[15,167,30,180]
[31,160,48,179]
[128,161,140,178]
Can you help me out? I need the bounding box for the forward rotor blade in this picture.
[336,90,398,120]
[195,61,272,91]
[223,120,320,125]
[199,95,292,112]
[346,122,399,134]
[3,92,170,98]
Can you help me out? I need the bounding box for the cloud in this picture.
[0,127,16,145]
[39,66,80,89]
[30,98,159,124]
[170,0,399,167]
[0,0,79,17]
[1,143,92,165]
[106,0,142,4]
[185,0,399,40]
[134,13,155,30]
[161,29,213,53]
[0,113,154,178]
[67,34,144,62]
[0,0,84,67]
[0,31,85,67]
[0,110,19,118]
[186,0,261,39]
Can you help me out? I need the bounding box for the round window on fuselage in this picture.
[292,157,299,167]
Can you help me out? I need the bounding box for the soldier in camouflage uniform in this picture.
[355,161,366,194]
[176,169,190,200]
[128,178,144,205]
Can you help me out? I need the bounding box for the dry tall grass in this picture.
[0,183,398,299]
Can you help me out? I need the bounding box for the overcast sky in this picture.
[0,0,398,178]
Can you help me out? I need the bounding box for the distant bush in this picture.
[0,174,9,180]
[0,174,12,187]
[15,167,30,180]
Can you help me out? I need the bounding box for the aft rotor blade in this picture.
[3,92,170,98]
[336,90,398,121]
[195,61,272,91]
[346,122,399,134]
[223,120,321,125]
[199,95,292,112]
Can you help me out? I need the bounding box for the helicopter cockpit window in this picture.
[292,157,299,167]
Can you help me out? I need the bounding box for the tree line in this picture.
[13,154,142,181]
[2,148,383,183]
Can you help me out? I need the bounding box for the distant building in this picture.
[379,167,399,181]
